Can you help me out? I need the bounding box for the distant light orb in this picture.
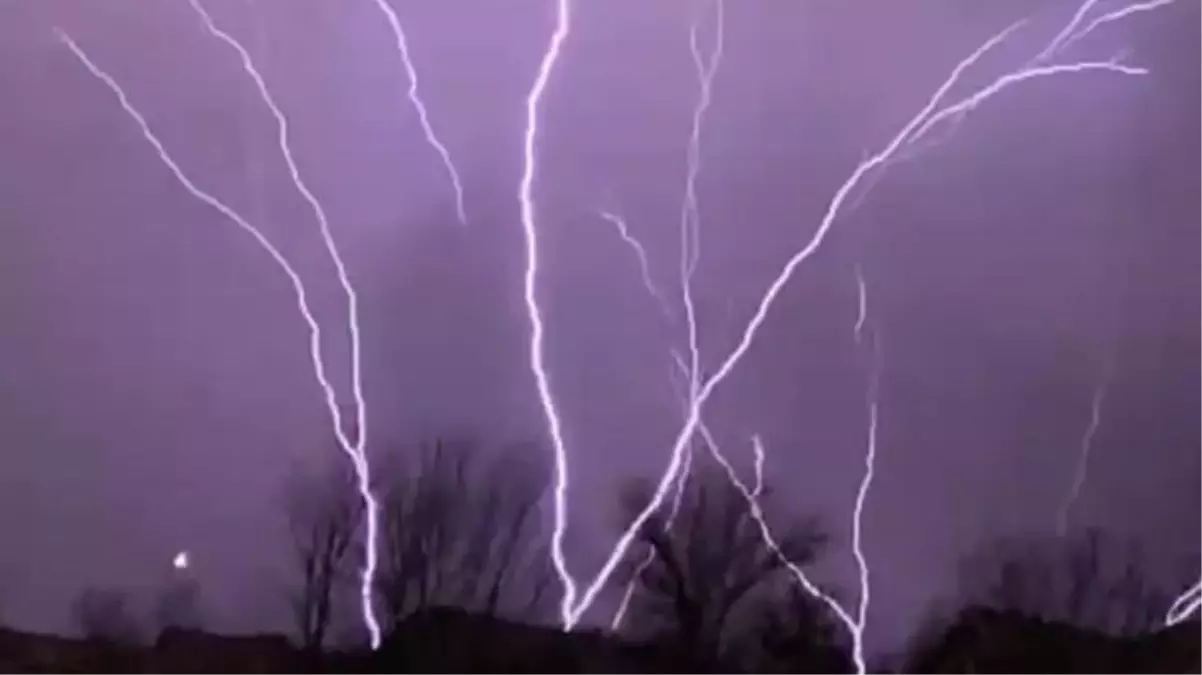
[172,551,190,570]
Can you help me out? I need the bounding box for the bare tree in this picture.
[284,458,362,652]
[617,465,829,666]
[374,438,553,631]
[152,577,203,635]
[957,527,1175,636]
[750,582,854,673]
[72,587,142,645]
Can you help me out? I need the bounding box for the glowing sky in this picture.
[0,0,1197,654]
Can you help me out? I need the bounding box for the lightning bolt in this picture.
[678,0,725,410]
[600,244,750,632]
[569,2,1153,632]
[368,0,468,226]
[1034,0,1180,64]
[59,16,385,647]
[1166,580,1202,626]
[750,433,765,499]
[596,208,858,662]
[608,452,691,632]
[240,0,270,230]
[702,432,864,664]
[517,0,576,627]
[50,0,1185,660]
[691,269,883,675]
[597,208,674,320]
[847,0,1168,214]
[518,0,1174,662]
[604,0,730,629]
[184,1,383,647]
[608,360,696,632]
[599,205,868,660]
[1055,377,1108,536]
[845,266,882,673]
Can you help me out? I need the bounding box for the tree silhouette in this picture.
[63,587,143,672]
[750,582,854,673]
[72,587,142,645]
[957,527,1173,635]
[616,464,830,668]
[374,438,553,633]
[152,577,203,636]
[283,457,362,653]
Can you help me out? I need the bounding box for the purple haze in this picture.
[0,0,1196,655]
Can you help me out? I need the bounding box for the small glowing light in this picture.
[172,551,190,570]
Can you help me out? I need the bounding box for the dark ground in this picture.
[0,606,1196,673]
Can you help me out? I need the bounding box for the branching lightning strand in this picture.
[848,266,881,674]
[596,204,859,658]
[600,216,691,629]
[517,0,576,628]
[184,1,383,646]
[598,209,674,320]
[1055,379,1108,536]
[679,0,725,412]
[848,0,1168,213]
[369,0,468,225]
[55,27,384,646]
[1036,0,1179,64]
[57,0,1191,654]
[554,0,1160,646]
[609,359,697,631]
[600,205,749,630]
[1166,580,1202,626]
[603,0,730,629]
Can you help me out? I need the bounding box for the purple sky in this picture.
[0,0,1197,654]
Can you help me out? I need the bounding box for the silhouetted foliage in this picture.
[153,578,204,636]
[65,587,144,671]
[616,463,835,669]
[905,606,1200,673]
[374,438,554,632]
[957,527,1175,635]
[750,582,854,673]
[905,528,1200,672]
[284,458,361,653]
[372,607,639,673]
[0,443,1192,673]
[72,587,142,645]
[153,628,300,673]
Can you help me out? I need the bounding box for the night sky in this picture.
[0,0,1197,656]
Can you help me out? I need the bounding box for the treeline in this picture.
[18,436,1200,672]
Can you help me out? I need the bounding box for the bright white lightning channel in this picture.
[57,19,384,647]
[184,1,383,647]
[609,227,882,673]
[1055,378,1108,536]
[369,0,468,226]
[848,266,882,675]
[604,220,702,629]
[848,0,1174,211]
[1166,580,1202,626]
[524,0,1168,657]
[608,361,697,632]
[678,0,725,413]
[635,268,881,675]
[517,0,576,627]
[598,209,674,321]
[600,214,741,631]
[605,0,729,630]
